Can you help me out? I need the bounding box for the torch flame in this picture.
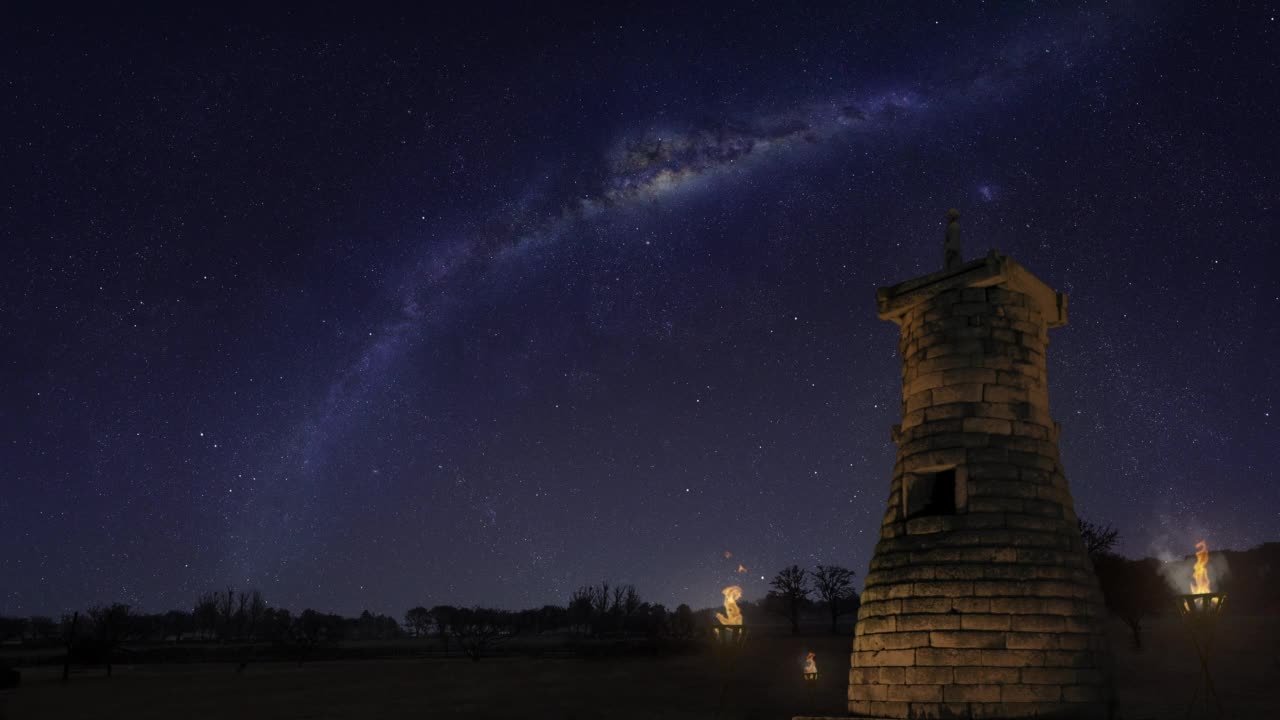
[1190,539,1211,594]
[716,585,743,626]
[803,651,818,676]
[737,564,747,574]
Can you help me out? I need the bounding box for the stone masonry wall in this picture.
[848,284,1110,719]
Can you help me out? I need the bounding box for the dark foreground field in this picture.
[2,618,1278,719]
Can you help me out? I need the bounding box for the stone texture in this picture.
[848,252,1111,719]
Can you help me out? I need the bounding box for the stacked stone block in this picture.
[849,253,1110,719]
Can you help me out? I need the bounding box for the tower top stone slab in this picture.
[876,250,1068,329]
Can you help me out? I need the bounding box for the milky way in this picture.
[229,9,1122,596]
[280,16,1097,482]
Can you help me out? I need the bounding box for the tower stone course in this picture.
[847,246,1110,720]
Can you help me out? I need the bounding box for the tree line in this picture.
[762,564,861,635]
[0,588,405,678]
[8,528,1272,670]
[0,563,862,671]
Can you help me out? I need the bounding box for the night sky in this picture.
[4,4,1278,618]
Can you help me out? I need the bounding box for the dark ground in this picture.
[2,618,1277,719]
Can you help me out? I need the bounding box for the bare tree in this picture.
[1079,518,1120,561]
[568,587,595,635]
[593,581,611,619]
[450,608,515,662]
[87,603,130,677]
[769,565,810,635]
[217,587,236,641]
[193,592,220,640]
[611,585,626,630]
[246,591,266,640]
[813,564,857,634]
[234,591,251,640]
[61,611,79,682]
[621,585,641,631]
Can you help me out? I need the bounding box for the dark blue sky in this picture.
[3,3,1277,616]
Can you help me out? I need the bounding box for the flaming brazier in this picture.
[1172,540,1225,717]
[848,220,1111,719]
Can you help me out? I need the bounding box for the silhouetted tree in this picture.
[291,609,345,662]
[670,604,695,640]
[568,586,596,635]
[292,609,321,656]
[535,604,568,634]
[640,603,669,638]
[162,610,191,643]
[87,603,130,677]
[217,587,238,641]
[128,613,166,642]
[514,604,567,635]
[593,581,611,633]
[564,581,652,636]
[260,607,293,644]
[615,584,640,632]
[246,590,266,640]
[450,608,515,662]
[29,616,57,643]
[234,590,251,640]
[0,617,24,644]
[813,564,857,634]
[1093,553,1171,649]
[61,611,79,682]
[352,610,400,640]
[429,605,457,652]
[193,592,220,640]
[405,606,431,638]
[769,565,810,634]
[1079,519,1120,561]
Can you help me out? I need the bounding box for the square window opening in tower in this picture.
[904,468,957,518]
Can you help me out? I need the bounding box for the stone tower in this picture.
[847,213,1110,719]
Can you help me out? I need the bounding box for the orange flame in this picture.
[1190,540,1211,594]
[737,564,747,574]
[803,651,818,677]
[716,585,743,626]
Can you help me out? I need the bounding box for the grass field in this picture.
[2,618,1277,719]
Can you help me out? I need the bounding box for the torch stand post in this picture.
[804,669,819,715]
[1175,593,1226,720]
[711,625,746,720]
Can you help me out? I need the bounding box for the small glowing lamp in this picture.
[802,651,818,681]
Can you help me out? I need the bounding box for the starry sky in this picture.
[4,3,1278,617]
